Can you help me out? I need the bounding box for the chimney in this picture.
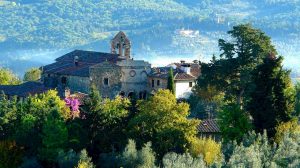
[64,88,71,98]
[74,56,79,66]
[193,60,199,64]
[180,64,191,75]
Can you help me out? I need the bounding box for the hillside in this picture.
[0,0,300,75]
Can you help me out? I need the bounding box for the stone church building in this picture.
[0,32,200,100]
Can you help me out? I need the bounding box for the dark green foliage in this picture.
[218,103,252,142]
[83,86,130,158]
[66,119,89,152]
[38,109,68,162]
[57,150,79,168]
[167,68,175,95]
[0,141,23,168]
[247,55,295,137]
[294,82,300,116]
[0,94,19,140]
[190,85,224,119]
[19,157,42,168]
[197,24,277,108]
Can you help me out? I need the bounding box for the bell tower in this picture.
[111,31,131,59]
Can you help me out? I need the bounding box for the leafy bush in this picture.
[275,119,300,143]
[75,149,95,168]
[218,103,252,142]
[121,139,156,168]
[189,137,222,165]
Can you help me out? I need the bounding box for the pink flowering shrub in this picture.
[64,97,81,118]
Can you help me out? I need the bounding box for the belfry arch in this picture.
[111,31,131,59]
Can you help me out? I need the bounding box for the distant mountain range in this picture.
[0,0,300,76]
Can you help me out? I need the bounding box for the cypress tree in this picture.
[167,68,175,95]
[247,53,295,137]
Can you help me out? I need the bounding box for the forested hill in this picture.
[0,0,300,75]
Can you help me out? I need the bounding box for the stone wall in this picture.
[90,61,122,99]
[67,76,90,94]
[42,73,59,88]
[117,59,151,98]
[148,77,168,93]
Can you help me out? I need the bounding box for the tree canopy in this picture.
[247,54,295,137]
[0,68,21,85]
[23,68,41,82]
[128,89,199,158]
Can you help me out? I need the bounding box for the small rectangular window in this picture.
[152,79,154,88]
[189,82,193,87]
[104,78,109,86]
[157,80,160,86]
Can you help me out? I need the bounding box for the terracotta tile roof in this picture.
[148,67,172,79]
[197,119,220,133]
[190,64,201,77]
[174,72,196,81]
[71,92,88,103]
[0,82,51,97]
[149,66,198,81]
[169,62,201,78]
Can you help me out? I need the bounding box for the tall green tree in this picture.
[83,86,130,158]
[218,103,252,142]
[197,24,276,108]
[247,54,295,137]
[13,90,70,156]
[294,82,300,116]
[167,68,175,95]
[38,109,68,163]
[0,94,19,140]
[0,68,21,85]
[127,89,199,158]
[23,68,41,82]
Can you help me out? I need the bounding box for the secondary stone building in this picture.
[0,31,200,100]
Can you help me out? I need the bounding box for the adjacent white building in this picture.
[148,60,200,99]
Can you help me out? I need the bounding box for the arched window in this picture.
[139,91,147,100]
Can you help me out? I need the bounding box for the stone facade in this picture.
[2,31,200,100]
[117,59,151,99]
[148,77,168,93]
[90,61,122,99]
[1,31,201,101]
[67,76,90,94]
